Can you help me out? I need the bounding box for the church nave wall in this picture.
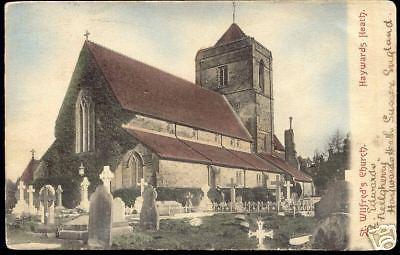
[157,160,208,188]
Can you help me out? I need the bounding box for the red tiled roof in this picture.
[86,41,252,141]
[20,158,40,184]
[125,128,280,174]
[181,139,253,170]
[273,135,285,151]
[227,150,282,174]
[215,23,247,46]
[258,153,313,182]
[125,129,210,165]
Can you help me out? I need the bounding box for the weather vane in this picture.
[232,1,237,23]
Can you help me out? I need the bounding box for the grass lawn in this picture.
[112,213,318,250]
[6,213,318,250]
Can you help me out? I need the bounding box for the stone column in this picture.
[100,166,114,193]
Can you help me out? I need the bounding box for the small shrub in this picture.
[112,187,141,207]
[156,187,203,206]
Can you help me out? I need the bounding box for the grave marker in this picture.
[139,185,159,231]
[248,219,273,250]
[12,181,28,216]
[39,185,56,225]
[88,185,113,249]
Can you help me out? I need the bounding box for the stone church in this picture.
[20,23,313,205]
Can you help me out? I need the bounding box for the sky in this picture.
[5,1,349,181]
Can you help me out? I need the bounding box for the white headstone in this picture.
[248,219,273,250]
[284,180,294,201]
[12,181,28,216]
[56,185,64,209]
[100,166,114,193]
[27,185,36,215]
[39,185,56,225]
[197,185,213,212]
[78,177,90,211]
[112,197,126,223]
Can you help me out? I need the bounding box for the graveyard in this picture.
[6,165,341,250]
[7,212,317,250]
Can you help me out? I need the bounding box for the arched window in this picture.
[127,152,144,187]
[75,89,95,153]
[259,60,265,93]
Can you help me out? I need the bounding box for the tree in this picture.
[5,179,17,212]
[300,131,350,195]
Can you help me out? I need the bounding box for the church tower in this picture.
[195,23,274,153]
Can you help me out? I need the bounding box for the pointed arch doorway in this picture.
[126,152,144,188]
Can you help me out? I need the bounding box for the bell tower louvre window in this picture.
[217,65,228,88]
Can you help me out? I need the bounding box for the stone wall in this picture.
[157,160,209,188]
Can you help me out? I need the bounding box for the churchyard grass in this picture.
[6,213,318,249]
[112,213,318,250]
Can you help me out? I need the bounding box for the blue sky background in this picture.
[5,2,348,181]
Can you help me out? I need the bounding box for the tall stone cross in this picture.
[227,178,236,211]
[100,166,114,193]
[248,219,273,250]
[18,181,26,202]
[27,185,35,213]
[271,175,283,213]
[79,177,90,211]
[284,180,294,201]
[137,178,148,196]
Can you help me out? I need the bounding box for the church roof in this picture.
[257,153,313,182]
[86,41,252,142]
[125,128,281,173]
[215,23,247,46]
[273,135,285,152]
[20,158,40,184]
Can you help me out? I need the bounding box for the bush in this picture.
[156,187,203,206]
[209,187,274,203]
[112,187,141,207]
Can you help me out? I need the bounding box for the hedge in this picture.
[112,187,141,207]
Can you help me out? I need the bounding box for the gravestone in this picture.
[99,166,114,193]
[112,197,126,223]
[56,185,64,210]
[27,185,37,215]
[197,185,213,212]
[134,178,147,214]
[139,185,159,231]
[111,197,132,237]
[39,185,56,225]
[12,181,28,216]
[78,177,90,212]
[88,185,113,249]
[248,219,274,250]
[236,195,245,212]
